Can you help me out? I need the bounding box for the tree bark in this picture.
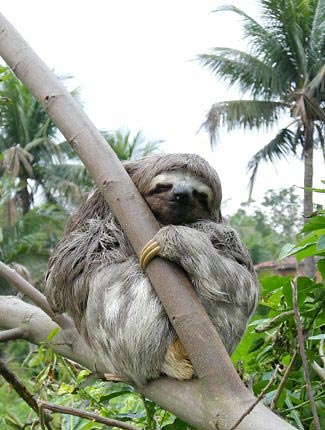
[0,12,297,430]
[303,122,316,277]
[19,181,31,215]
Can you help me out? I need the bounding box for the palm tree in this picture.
[0,68,85,223]
[198,0,325,275]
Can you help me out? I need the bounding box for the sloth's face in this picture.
[144,171,213,225]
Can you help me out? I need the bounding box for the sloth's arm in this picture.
[141,224,258,310]
[141,224,249,277]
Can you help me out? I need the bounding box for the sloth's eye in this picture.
[154,184,173,194]
[193,190,208,208]
[148,183,172,195]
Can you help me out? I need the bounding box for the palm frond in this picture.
[1,204,66,263]
[203,100,288,146]
[307,0,325,67]
[102,128,162,160]
[198,48,285,98]
[214,4,297,85]
[247,128,296,200]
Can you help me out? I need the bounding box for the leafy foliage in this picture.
[232,187,325,429]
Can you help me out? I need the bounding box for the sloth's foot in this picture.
[104,373,128,383]
[161,338,194,380]
[140,239,161,270]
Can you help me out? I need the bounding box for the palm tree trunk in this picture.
[303,122,315,277]
[19,182,30,215]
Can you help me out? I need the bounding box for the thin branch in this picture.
[0,358,52,429]
[38,400,141,430]
[270,351,298,410]
[228,365,279,430]
[0,327,26,342]
[0,261,72,329]
[311,361,325,382]
[291,280,321,430]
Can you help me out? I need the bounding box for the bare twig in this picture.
[312,361,325,382]
[38,400,140,430]
[0,358,53,429]
[0,261,72,329]
[228,365,279,430]
[0,327,26,342]
[270,351,297,410]
[291,280,321,430]
[311,340,325,382]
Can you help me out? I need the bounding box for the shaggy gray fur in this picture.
[45,153,259,385]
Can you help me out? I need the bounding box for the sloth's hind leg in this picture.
[161,337,194,380]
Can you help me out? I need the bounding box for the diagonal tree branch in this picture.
[0,327,26,342]
[0,261,72,329]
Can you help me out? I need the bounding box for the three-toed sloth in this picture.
[45,154,259,386]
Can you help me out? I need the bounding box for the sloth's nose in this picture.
[172,186,191,203]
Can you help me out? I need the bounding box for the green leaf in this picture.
[278,243,296,259]
[302,215,325,232]
[162,418,188,429]
[260,275,292,294]
[317,235,325,251]
[76,369,91,384]
[248,337,265,353]
[46,327,60,341]
[299,186,325,193]
[57,382,75,395]
[100,390,135,403]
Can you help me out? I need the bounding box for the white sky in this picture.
[1,0,324,214]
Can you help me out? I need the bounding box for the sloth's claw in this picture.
[140,239,161,270]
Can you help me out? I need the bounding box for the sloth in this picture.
[45,153,259,386]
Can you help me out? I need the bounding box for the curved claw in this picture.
[140,238,161,271]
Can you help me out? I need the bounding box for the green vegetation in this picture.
[229,186,303,263]
[232,187,325,429]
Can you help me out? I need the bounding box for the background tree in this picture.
[229,186,304,263]
[0,68,87,218]
[198,0,325,276]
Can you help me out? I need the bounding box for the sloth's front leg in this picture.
[140,225,218,278]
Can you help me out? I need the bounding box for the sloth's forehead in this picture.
[152,172,212,195]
